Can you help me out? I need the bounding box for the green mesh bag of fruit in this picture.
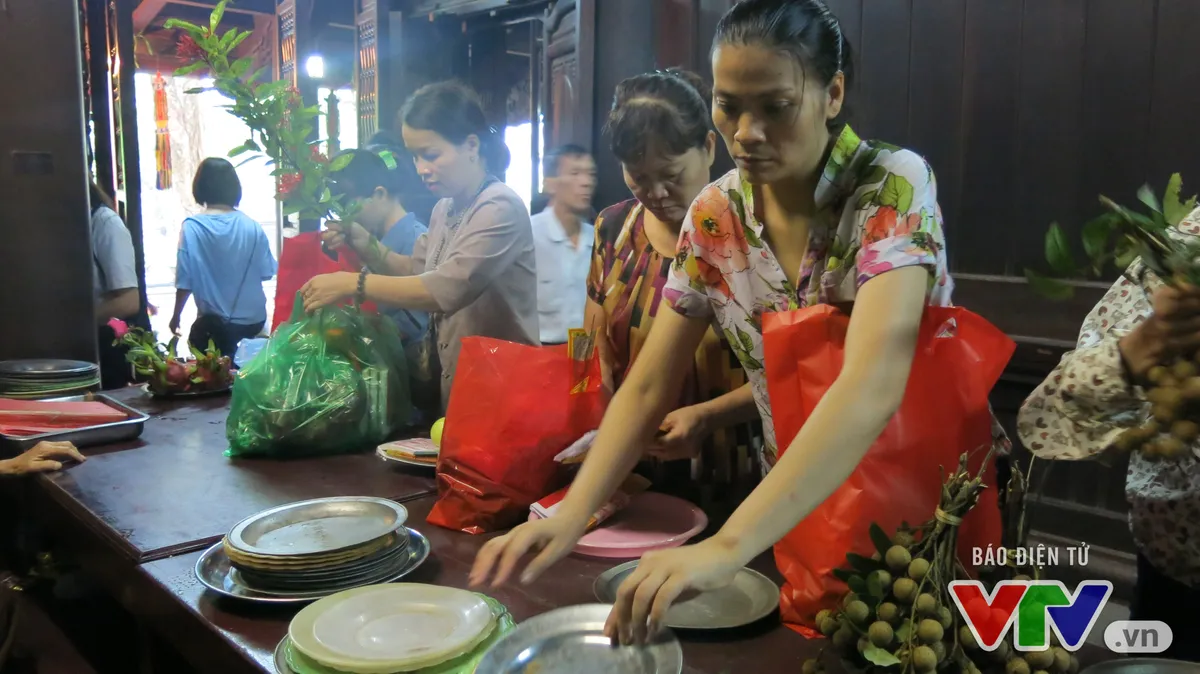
[224,294,412,458]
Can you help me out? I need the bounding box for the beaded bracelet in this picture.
[356,267,369,305]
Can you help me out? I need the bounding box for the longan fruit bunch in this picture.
[1114,355,1200,461]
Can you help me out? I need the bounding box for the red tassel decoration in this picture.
[153,72,172,190]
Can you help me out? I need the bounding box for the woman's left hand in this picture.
[604,537,742,645]
[647,405,709,461]
[301,272,357,313]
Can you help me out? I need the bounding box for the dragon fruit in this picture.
[111,325,234,395]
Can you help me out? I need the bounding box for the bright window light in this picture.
[305,55,324,79]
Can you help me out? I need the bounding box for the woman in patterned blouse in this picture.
[585,68,759,519]
[1017,206,1200,662]
[473,0,962,640]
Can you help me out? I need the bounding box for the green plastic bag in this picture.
[225,293,411,458]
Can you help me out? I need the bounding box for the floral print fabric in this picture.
[662,124,954,469]
[1016,207,1200,587]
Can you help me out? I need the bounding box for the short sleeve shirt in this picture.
[91,206,138,297]
[662,124,953,470]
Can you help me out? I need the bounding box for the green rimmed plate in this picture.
[275,595,514,674]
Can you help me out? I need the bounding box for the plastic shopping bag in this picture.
[761,305,1013,637]
[273,232,378,332]
[225,293,410,458]
[427,332,609,534]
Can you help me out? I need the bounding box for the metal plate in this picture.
[1081,660,1200,674]
[194,528,431,605]
[0,394,149,454]
[227,497,408,557]
[474,604,682,674]
[141,382,232,399]
[0,359,97,377]
[593,561,779,630]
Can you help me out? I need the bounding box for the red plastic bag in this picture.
[761,305,1013,637]
[427,337,609,534]
[273,233,377,332]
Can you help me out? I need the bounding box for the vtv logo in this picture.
[948,580,1112,652]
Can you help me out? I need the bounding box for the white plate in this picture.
[290,584,494,672]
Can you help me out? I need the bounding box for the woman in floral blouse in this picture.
[586,68,759,519]
[1017,206,1200,662]
[472,0,973,640]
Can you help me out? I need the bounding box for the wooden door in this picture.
[542,0,594,150]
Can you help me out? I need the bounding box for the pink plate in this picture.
[529,492,707,559]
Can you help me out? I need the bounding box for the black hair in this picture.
[368,129,403,147]
[329,148,407,199]
[399,81,511,174]
[192,157,243,207]
[605,68,711,165]
[543,144,590,178]
[714,0,854,127]
[89,181,115,214]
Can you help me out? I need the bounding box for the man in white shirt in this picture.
[531,145,597,344]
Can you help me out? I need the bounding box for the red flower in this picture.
[310,146,328,164]
[107,318,129,339]
[278,173,302,198]
[177,35,204,61]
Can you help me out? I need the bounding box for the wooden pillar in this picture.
[277,0,320,231]
[85,0,116,196]
[355,0,387,142]
[108,0,150,321]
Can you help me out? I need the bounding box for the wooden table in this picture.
[34,387,437,562]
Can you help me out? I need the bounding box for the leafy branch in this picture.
[1025,174,1199,299]
[165,0,356,223]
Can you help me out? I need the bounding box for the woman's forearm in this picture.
[713,368,906,565]
[555,372,679,524]
[362,274,443,313]
[693,383,757,431]
[357,238,414,276]
[172,289,191,321]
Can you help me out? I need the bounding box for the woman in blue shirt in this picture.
[323,147,430,343]
[170,158,277,358]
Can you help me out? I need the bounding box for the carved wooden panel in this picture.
[542,0,593,150]
[278,0,297,85]
[356,6,379,140]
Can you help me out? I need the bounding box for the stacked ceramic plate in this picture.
[274,584,516,674]
[195,497,430,604]
[0,359,100,399]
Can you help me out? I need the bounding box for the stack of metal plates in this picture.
[0,360,100,399]
[195,497,430,604]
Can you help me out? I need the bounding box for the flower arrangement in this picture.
[108,319,232,395]
[165,0,355,222]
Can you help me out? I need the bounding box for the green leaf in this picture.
[329,152,354,172]
[230,56,253,78]
[163,18,204,33]
[210,0,227,33]
[869,523,893,557]
[237,155,264,168]
[895,620,913,643]
[862,164,888,186]
[183,87,208,95]
[866,572,887,599]
[862,646,901,667]
[877,173,915,213]
[174,62,207,77]
[1138,184,1162,214]
[1164,173,1199,227]
[282,201,304,216]
[228,139,260,157]
[734,325,755,355]
[1080,215,1114,263]
[856,189,879,210]
[832,568,854,583]
[1044,222,1076,275]
[847,575,867,596]
[229,30,251,53]
[846,552,881,575]
[1024,269,1075,300]
[1114,240,1139,270]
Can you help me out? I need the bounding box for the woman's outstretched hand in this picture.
[300,272,357,313]
[604,537,742,645]
[2,441,86,475]
[469,516,588,588]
